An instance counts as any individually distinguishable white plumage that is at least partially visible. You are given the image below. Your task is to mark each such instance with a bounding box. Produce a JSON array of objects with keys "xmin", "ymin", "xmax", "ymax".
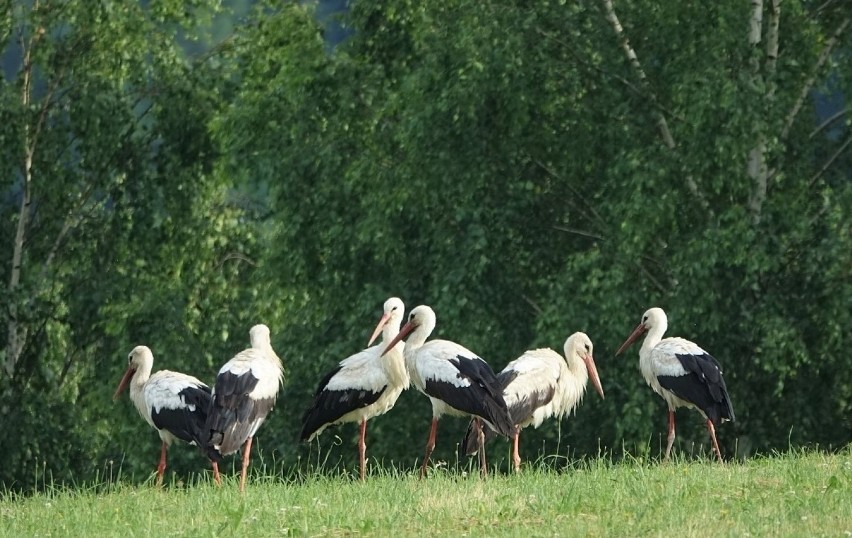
[
  {"xmin": 205, "ymin": 324, "xmax": 283, "ymax": 491},
  {"xmin": 300, "ymin": 297, "xmax": 409, "ymax": 480},
  {"xmin": 462, "ymin": 332, "xmax": 605, "ymax": 471},
  {"xmin": 617, "ymin": 307, "xmax": 735, "ymax": 462},
  {"xmin": 382, "ymin": 305, "xmax": 513, "ymax": 478},
  {"xmin": 113, "ymin": 345, "xmax": 219, "ymax": 485}
]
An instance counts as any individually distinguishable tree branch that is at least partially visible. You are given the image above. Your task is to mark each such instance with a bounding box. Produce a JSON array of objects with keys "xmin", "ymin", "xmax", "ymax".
[
  {"xmin": 528, "ymin": 155, "xmax": 607, "ymax": 228},
  {"xmin": 780, "ymin": 17, "xmax": 850, "ymax": 141},
  {"xmin": 809, "ymin": 107, "xmax": 848, "ymax": 139},
  {"xmin": 598, "ymin": 0, "xmax": 712, "ymax": 216},
  {"xmin": 808, "ymin": 135, "xmax": 852, "ymax": 187},
  {"xmin": 600, "ymin": 0, "xmax": 674, "ymax": 149},
  {"xmin": 552, "ymin": 226, "xmax": 606, "ymax": 242}
]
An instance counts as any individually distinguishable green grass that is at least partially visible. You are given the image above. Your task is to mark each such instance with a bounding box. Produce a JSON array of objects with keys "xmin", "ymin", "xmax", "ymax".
[{"xmin": 2, "ymin": 450, "xmax": 850, "ymax": 537}]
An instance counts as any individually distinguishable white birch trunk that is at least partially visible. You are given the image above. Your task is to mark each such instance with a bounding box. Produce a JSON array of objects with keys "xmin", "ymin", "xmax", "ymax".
[
  {"xmin": 5, "ymin": 26, "xmax": 35, "ymax": 377},
  {"xmin": 746, "ymin": 0, "xmax": 776, "ymax": 224}
]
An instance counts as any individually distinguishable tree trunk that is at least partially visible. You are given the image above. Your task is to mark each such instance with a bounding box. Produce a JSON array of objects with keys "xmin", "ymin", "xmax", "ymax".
[
  {"xmin": 5, "ymin": 24, "xmax": 36, "ymax": 378},
  {"xmin": 746, "ymin": 0, "xmax": 778, "ymax": 225}
]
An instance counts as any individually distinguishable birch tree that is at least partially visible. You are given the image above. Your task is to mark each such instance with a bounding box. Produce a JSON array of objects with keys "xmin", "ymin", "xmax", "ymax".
[{"xmin": 0, "ymin": 0, "xmax": 262, "ymax": 490}]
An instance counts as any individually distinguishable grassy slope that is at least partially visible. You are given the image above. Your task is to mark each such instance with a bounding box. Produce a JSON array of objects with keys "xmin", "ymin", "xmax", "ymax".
[{"xmin": 1, "ymin": 450, "xmax": 850, "ymax": 537}]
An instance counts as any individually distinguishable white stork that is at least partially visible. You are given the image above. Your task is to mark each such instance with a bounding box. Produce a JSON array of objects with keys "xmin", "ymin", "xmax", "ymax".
[
  {"xmin": 113, "ymin": 345, "xmax": 220, "ymax": 485},
  {"xmin": 205, "ymin": 324, "xmax": 284, "ymax": 491},
  {"xmin": 461, "ymin": 332, "xmax": 605, "ymax": 472},
  {"xmin": 300, "ymin": 297, "xmax": 409, "ymax": 481},
  {"xmin": 616, "ymin": 307, "xmax": 735, "ymax": 462},
  {"xmin": 382, "ymin": 305, "xmax": 513, "ymax": 478}
]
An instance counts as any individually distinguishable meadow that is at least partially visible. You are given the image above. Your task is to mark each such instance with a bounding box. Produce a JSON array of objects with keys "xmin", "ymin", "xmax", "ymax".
[{"xmin": 1, "ymin": 449, "xmax": 849, "ymax": 537}]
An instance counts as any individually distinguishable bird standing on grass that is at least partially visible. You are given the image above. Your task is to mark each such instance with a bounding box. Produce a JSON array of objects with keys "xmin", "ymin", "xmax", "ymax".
[
  {"xmin": 382, "ymin": 305, "xmax": 513, "ymax": 478},
  {"xmin": 461, "ymin": 331, "xmax": 605, "ymax": 472},
  {"xmin": 616, "ymin": 307, "xmax": 735, "ymax": 462},
  {"xmin": 300, "ymin": 297, "xmax": 409, "ymax": 481},
  {"xmin": 205, "ymin": 324, "xmax": 284, "ymax": 491},
  {"xmin": 113, "ymin": 345, "xmax": 220, "ymax": 485}
]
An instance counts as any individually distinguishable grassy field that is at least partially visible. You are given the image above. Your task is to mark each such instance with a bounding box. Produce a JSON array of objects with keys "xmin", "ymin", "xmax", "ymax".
[{"xmin": 1, "ymin": 450, "xmax": 850, "ymax": 537}]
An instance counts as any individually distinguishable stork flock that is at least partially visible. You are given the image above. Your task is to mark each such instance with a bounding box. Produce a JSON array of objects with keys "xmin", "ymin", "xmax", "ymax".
[{"xmin": 114, "ymin": 299, "xmax": 735, "ymax": 488}]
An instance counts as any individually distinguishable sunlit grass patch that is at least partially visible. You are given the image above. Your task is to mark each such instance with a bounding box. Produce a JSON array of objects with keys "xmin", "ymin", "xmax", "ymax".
[{"xmin": 1, "ymin": 449, "xmax": 849, "ymax": 537}]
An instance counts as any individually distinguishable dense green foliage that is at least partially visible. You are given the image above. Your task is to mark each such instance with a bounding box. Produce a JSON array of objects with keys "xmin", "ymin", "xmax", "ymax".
[
  {"xmin": 1, "ymin": 0, "xmax": 850, "ymax": 490},
  {"xmin": 2, "ymin": 451, "xmax": 850, "ymax": 536}
]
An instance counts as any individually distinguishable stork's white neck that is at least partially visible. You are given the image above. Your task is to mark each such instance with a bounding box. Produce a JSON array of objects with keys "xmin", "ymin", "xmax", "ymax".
[
  {"xmin": 565, "ymin": 350, "xmax": 589, "ymax": 389},
  {"xmin": 402, "ymin": 317, "xmax": 435, "ymax": 358},
  {"xmin": 382, "ymin": 314, "xmax": 402, "ymax": 346},
  {"xmin": 640, "ymin": 316, "xmax": 668, "ymax": 358},
  {"xmin": 403, "ymin": 326, "xmax": 430, "ymax": 354},
  {"xmin": 131, "ymin": 354, "xmax": 154, "ymax": 389}
]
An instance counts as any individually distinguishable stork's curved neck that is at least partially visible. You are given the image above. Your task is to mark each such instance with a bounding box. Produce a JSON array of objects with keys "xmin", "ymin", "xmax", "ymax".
[
  {"xmin": 382, "ymin": 315, "xmax": 402, "ymax": 346},
  {"xmin": 566, "ymin": 352, "xmax": 589, "ymax": 388},
  {"xmin": 132, "ymin": 357, "xmax": 153, "ymax": 388},
  {"xmin": 641, "ymin": 319, "xmax": 668, "ymax": 357},
  {"xmin": 403, "ymin": 322, "xmax": 434, "ymax": 355}
]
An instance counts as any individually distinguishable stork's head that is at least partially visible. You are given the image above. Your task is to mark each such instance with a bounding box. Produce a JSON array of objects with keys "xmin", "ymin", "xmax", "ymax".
[
  {"xmin": 616, "ymin": 307, "xmax": 668, "ymax": 355},
  {"xmin": 381, "ymin": 304, "xmax": 436, "ymax": 356},
  {"xmin": 113, "ymin": 345, "xmax": 153, "ymax": 400},
  {"xmin": 249, "ymin": 324, "xmax": 272, "ymax": 349},
  {"xmin": 368, "ymin": 297, "xmax": 405, "ymax": 346},
  {"xmin": 565, "ymin": 332, "xmax": 605, "ymax": 399}
]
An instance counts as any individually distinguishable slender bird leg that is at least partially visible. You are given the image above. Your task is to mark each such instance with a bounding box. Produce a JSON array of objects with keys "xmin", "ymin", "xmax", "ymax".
[
  {"xmin": 156, "ymin": 442, "xmax": 168, "ymax": 486},
  {"xmin": 420, "ymin": 418, "xmax": 439, "ymax": 479},
  {"xmin": 706, "ymin": 420, "xmax": 723, "ymax": 463},
  {"xmin": 512, "ymin": 432, "xmax": 521, "ymax": 473},
  {"xmin": 211, "ymin": 461, "xmax": 221, "ymax": 486},
  {"xmin": 359, "ymin": 418, "xmax": 368, "ymax": 481},
  {"xmin": 664, "ymin": 410, "xmax": 676, "ymax": 462},
  {"xmin": 476, "ymin": 418, "xmax": 487, "ymax": 478},
  {"xmin": 239, "ymin": 437, "xmax": 253, "ymax": 493}
]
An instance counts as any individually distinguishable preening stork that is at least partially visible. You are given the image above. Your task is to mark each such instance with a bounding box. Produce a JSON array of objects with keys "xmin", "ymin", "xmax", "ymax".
[
  {"xmin": 616, "ymin": 307, "xmax": 735, "ymax": 462},
  {"xmin": 382, "ymin": 305, "xmax": 513, "ymax": 478},
  {"xmin": 300, "ymin": 297, "xmax": 410, "ymax": 480},
  {"xmin": 113, "ymin": 346, "xmax": 220, "ymax": 485},
  {"xmin": 461, "ymin": 332, "xmax": 605, "ymax": 472},
  {"xmin": 205, "ymin": 324, "xmax": 284, "ymax": 491}
]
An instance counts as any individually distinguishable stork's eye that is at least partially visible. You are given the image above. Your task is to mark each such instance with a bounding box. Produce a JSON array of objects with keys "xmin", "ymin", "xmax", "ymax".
[
  {"xmin": 584, "ymin": 344, "xmax": 591, "ymax": 352},
  {"xmin": 391, "ymin": 306, "xmax": 398, "ymax": 311},
  {"xmin": 642, "ymin": 316, "xmax": 648, "ymax": 323}
]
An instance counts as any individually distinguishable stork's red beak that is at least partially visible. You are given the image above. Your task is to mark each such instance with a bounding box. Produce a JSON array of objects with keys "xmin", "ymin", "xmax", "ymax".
[
  {"xmin": 616, "ymin": 322, "xmax": 647, "ymax": 355},
  {"xmin": 113, "ymin": 366, "xmax": 136, "ymax": 400},
  {"xmin": 382, "ymin": 320, "xmax": 414, "ymax": 356},
  {"xmin": 584, "ymin": 353, "xmax": 605, "ymax": 399},
  {"xmin": 368, "ymin": 312, "xmax": 391, "ymax": 347}
]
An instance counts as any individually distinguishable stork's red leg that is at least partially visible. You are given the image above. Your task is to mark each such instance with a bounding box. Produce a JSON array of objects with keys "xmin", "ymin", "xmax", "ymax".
[
  {"xmin": 156, "ymin": 442, "xmax": 168, "ymax": 486},
  {"xmin": 239, "ymin": 437, "xmax": 253, "ymax": 492},
  {"xmin": 664, "ymin": 410, "xmax": 676, "ymax": 461},
  {"xmin": 706, "ymin": 419, "xmax": 723, "ymax": 463},
  {"xmin": 358, "ymin": 418, "xmax": 368, "ymax": 481},
  {"xmin": 420, "ymin": 418, "xmax": 438, "ymax": 479},
  {"xmin": 512, "ymin": 432, "xmax": 521, "ymax": 473},
  {"xmin": 476, "ymin": 418, "xmax": 487, "ymax": 478},
  {"xmin": 211, "ymin": 461, "xmax": 221, "ymax": 486}
]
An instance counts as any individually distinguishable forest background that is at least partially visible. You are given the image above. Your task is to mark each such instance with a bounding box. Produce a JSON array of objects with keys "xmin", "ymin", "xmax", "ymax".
[{"xmin": 1, "ymin": 0, "xmax": 850, "ymax": 491}]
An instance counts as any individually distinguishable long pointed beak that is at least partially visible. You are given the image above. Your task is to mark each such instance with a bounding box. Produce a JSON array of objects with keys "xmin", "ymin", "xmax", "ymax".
[
  {"xmin": 584, "ymin": 353, "xmax": 605, "ymax": 399},
  {"xmin": 113, "ymin": 366, "xmax": 136, "ymax": 401},
  {"xmin": 367, "ymin": 313, "xmax": 391, "ymax": 347},
  {"xmin": 616, "ymin": 323, "xmax": 647, "ymax": 355},
  {"xmin": 382, "ymin": 321, "xmax": 414, "ymax": 356}
]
